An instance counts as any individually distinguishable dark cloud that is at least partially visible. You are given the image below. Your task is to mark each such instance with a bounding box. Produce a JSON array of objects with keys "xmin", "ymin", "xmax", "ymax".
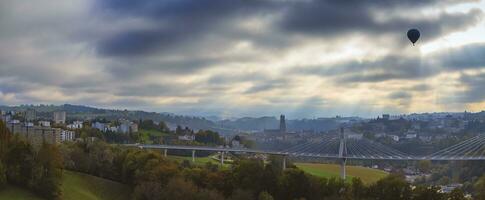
[
  {"xmin": 279, "ymin": 1, "xmax": 481, "ymax": 41},
  {"xmin": 296, "ymin": 55, "xmax": 436, "ymax": 83},
  {"xmin": 409, "ymin": 84, "xmax": 431, "ymax": 91},
  {"xmin": 0, "ymin": 80, "xmax": 37, "ymax": 94},
  {"xmin": 388, "ymin": 91, "xmax": 412, "ymax": 99},
  {"xmin": 97, "ymin": 29, "xmax": 183, "ymax": 57},
  {"xmin": 95, "ymin": 0, "xmax": 481, "ymax": 58},
  {"xmin": 437, "ymin": 43, "xmax": 485, "ymax": 70},
  {"xmin": 455, "ymin": 72, "xmax": 485, "ymax": 103},
  {"xmin": 208, "ymin": 73, "xmax": 268, "ymax": 85},
  {"xmin": 244, "ymin": 79, "xmax": 290, "ymax": 94},
  {"xmin": 96, "ymin": 0, "xmax": 277, "ymax": 57},
  {"xmin": 114, "ymin": 83, "xmax": 194, "ymax": 97},
  {"xmin": 295, "ymin": 43, "xmax": 485, "ymax": 83}
]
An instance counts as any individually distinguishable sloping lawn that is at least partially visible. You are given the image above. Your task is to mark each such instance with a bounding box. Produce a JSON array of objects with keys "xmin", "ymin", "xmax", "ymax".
[
  {"xmin": 62, "ymin": 170, "xmax": 132, "ymax": 200},
  {"xmin": 0, "ymin": 185, "xmax": 43, "ymax": 200},
  {"xmin": 296, "ymin": 163, "xmax": 388, "ymax": 184}
]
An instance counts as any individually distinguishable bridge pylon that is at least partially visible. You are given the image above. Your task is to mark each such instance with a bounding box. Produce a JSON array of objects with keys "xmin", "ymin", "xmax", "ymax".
[
  {"xmin": 283, "ymin": 156, "xmax": 287, "ymax": 170},
  {"xmin": 338, "ymin": 127, "xmax": 347, "ymax": 180}
]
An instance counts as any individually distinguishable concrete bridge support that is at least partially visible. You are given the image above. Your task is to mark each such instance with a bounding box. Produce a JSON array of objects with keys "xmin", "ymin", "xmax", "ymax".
[
  {"xmin": 283, "ymin": 156, "xmax": 287, "ymax": 170},
  {"xmin": 338, "ymin": 127, "xmax": 347, "ymax": 180},
  {"xmin": 192, "ymin": 150, "xmax": 196, "ymax": 162},
  {"xmin": 340, "ymin": 158, "xmax": 347, "ymax": 180},
  {"xmin": 163, "ymin": 149, "xmax": 167, "ymax": 157},
  {"xmin": 220, "ymin": 152, "xmax": 224, "ymax": 165}
]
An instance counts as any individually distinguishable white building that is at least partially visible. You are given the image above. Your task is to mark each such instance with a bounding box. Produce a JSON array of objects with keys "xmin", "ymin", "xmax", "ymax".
[
  {"xmin": 389, "ymin": 135, "xmax": 400, "ymax": 142},
  {"xmin": 347, "ymin": 133, "xmax": 363, "ymax": 140},
  {"xmin": 53, "ymin": 111, "xmax": 66, "ymax": 124},
  {"xmin": 39, "ymin": 121, "xmax": 51, "ymax": 127},
  {"xmin": 92, "ymin": 122, "xmax": 107, "ymax": 131},
  {"xmin": 231, "ymin": 140, "xmax": 242, "ymax": 148},
  {"xmin": 119, "ymin": 120, "xmax": 138, "ymax": 133},
  {"xmin": 60, "ymin": 130, "xmax": 75, "ymax": 142},
  {"xmin": 119, "ymin": 123, "xmax": 129, "ymax": 133},
  {"xmin": 67, "ymin": 121, "xmax": 83, "ymax": 129},
  {"xmin": 405, "ymin": 134, "xmax": 417, "ymax": 139},
  {"xmin": 178, "ymin": 135, "xmax": 195, "ymax": 141},
  {"xmin": 109, "ymin": 126, "xmax": 118, "ymax": 132}
]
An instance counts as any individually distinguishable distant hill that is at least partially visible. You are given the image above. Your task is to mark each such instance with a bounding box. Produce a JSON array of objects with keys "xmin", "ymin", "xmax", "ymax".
[
  {"xmin": 0, "ymin": 104, "xmax": 218, "ymax": 133},
  {"xmin": 217, "ymin": 116, "xmax": 347, "ymax": 133},
  {"xmin": 0, "ymin": 104, "xmax": 350, "ymax": 134}
]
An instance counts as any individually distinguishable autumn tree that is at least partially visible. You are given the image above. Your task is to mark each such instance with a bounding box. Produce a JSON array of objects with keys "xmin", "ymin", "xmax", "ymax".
[
  {"xmin": 475, "ymin": 175, "xmax": 485, "ymax": 200},
  {"xmin": 31, "ymin": 143, "xmax": 64, "ymax": 199},
  {"xmin": 368, "ymin": 174, "xmax": 411, "ymax": 200}
]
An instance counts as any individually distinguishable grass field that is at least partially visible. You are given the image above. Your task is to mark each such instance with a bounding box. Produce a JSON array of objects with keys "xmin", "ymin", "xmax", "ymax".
[
  {"xmin": 62, "ymin": 171, "xmax": 132, "ymax": 200},
  {"xmin": 138, "ymin": 129, "xmax": 169, "ymax": 144},
  {"xmin": 296, "ymin": 163, "xmax": 388, "ymax": 184},
  {"xmin": 0, "ymin": 185, "xmax": 43, "ymax": 200},
  {"xmin": 0, "ymin": 171, "xmax": 132, "ymax": 200}
]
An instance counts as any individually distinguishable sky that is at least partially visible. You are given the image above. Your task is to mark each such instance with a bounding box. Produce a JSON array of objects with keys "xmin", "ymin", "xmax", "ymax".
[{"xmin": 0, "ymin": 0, "xmax": 485, "ymax": 119}]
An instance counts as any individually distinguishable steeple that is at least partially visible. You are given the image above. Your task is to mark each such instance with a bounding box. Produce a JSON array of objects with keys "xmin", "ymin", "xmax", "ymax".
[{"xmin": 279, "ymin": 114, "xmax": 286, "ymax": 133}]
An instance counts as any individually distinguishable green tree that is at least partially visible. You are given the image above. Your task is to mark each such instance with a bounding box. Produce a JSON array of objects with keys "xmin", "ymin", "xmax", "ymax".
[
  {"xmin": 0, "ymin": 120, "xmax": 12, "ymax": 159},
  {"xmin": 195, "ymin": 130, "xmax": 222, "ymax": 145},
  {"xmin": 350, "ymin": 178, "xmax": 366, "ymax": 200},
  {"xmin": 411, "ymin": 186, "xmax": 444, "ymax": 200},
  {"xmin": 258, "ymin": 191, "xmax": 274, "ymax": 200},
  {"xmin": 133, "ymin": 181, "xmax": 163, "ymax": 200},
  {"xmin": 140, "ymin": 120, "xmax": 159, "ymax": 130},
  {"xmin": 0, "ymin": 162, "xmax": 6, "ymax": 189},
  {"xmin": 475, "ymin": 175, "xmax": 485, "ymax": 200},
  {"xmin": 368, "ymin": 174, "xmax": 411, "ymax": 200},
  {"xmin": 5, "ymin": 136, "xmax": 35, "ymax": 186},
  {"xmin": 447, "ymin": 188, "xmax": 466, "ymax": 200},
  {"xmin": 232, "ymin": 160, "xmax": 265, "ymax": 195},
  {"xmin": 31, "ymin": 143, "xmax": 64, "ymax": 199},
  {"xmin": 229, "ymin": 189, "xmax": 254, "ymax": 200},
  {"xmin": 417, "ymin": 160, "xmax": 432, "ymax": 173},
  {"xmin": 278, "ymin": 168, "xmax": 311, "ymax": 200},
  {"xmin": 158, "ymin": 177, "xmax": 224, "ymax": 200},
  {"xmin": 159, "ymin": 121, "xmax": 169, "ymax": 132}
]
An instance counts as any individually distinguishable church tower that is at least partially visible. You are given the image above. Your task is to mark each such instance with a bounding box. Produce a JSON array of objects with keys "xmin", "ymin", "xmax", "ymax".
[{"xmin": 279, "ymin": 115, "xmax": 286, "ymax": 133}]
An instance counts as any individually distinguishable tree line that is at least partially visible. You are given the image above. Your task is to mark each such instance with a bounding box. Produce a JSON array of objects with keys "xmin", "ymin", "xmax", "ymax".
[{"xmin": 0, "ymin": 120, "xmax": 63, "ymax": 199}]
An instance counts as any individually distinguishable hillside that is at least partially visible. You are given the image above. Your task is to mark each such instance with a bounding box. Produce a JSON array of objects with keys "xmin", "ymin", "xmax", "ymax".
[
  {"xmin": 62, "ymin": 171, "xmax": 132, "ymax": 200},
  {"xmin": 0, "ymin": 171, "xmax": 132, "ymax": 200},
  {"xmin": 0, "ymin": 186, "xmax": 43, "ymax": 200}
]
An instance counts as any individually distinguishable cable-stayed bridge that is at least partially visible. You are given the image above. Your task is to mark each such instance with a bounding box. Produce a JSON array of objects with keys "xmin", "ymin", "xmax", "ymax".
[{"xmin": 127, "ymin": 130, "xmax": 485, "ymax": 179}]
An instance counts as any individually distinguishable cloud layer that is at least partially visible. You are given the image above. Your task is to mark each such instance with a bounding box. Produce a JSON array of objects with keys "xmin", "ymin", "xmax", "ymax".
[{"xmin": 0, "ymin": 0, "xmax": 484, "ymax": 118}]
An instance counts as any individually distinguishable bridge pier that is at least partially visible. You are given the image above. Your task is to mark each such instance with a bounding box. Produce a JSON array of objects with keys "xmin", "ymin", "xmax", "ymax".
[
  {"xmin": 338, "ymin": 127, "xmax": 347, "ymax": 180},
  {"xmin": 163, "ymin": 149, "xmax": 167, "ymax": 157},
  {"xmin": 220, "ymin": 152, "xmax": 224, "ymax": 165},
  {"xmin": 340, "ymin": 158, "xmax": 347, "ymax": 180},
  {"xmin": 282, "ymin": 156, "xmax": 287, "ymax": 170},
  {"xmin": 192, "ymin": 150, "xmax": 196, "ymax": 162}
]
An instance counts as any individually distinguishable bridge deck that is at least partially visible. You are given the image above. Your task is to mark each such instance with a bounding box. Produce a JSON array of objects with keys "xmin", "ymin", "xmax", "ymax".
[{"xmin": 125, "ymin": 144, "xmax": 485, "ymax": 161}]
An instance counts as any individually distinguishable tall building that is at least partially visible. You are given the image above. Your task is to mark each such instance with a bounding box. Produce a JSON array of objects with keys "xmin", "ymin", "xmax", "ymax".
[
  {"xmin": 25, "ymin": 109, "xmax": 36, "ymax": 122},
  {"xmin": 53, "ymin": 111, "xmax": 66, "ymax": 124},
  {"xmin": 264, "ymin": 114, "xmax": 288, "ymax": 134},
  {"xmin": 279, "ymin": 114, "xmax": 286, "ymax": 133}
]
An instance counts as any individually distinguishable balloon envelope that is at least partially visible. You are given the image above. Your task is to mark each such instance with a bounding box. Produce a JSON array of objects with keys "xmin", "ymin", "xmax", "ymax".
[{"xmin": 407, "ymin": 29, "xmax": 420, "ymax": 45}]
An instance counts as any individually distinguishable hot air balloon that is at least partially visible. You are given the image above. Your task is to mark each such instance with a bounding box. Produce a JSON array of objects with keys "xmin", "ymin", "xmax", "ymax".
[{"xmin": 407, "ymin": 29, "xmax": 420, "ymax": 46}]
